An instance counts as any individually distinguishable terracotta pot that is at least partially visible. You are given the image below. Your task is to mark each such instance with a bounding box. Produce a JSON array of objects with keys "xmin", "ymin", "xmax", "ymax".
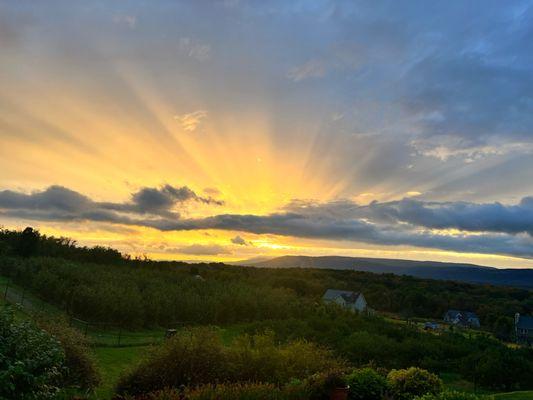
[{"xmin": 330, "ymin": 387, "xmax": 349, "ymax": 400}]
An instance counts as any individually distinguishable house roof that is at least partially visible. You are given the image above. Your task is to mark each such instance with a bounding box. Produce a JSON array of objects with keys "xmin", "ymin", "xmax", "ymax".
[
  {"xmin": 445, "ymin": 310, "xmax": 479, "ymax": 320},
  {"xmin": 517, "ymin": 315, "xmax": 533, "ymax": 330},
  {"xmin": 323, "ymin": 289, "xmax": 361, "ymax": 304}
]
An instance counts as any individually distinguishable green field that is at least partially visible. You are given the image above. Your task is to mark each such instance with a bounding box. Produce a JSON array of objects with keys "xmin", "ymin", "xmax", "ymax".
[
  {"xmin": 92, "ymin": 346, "xmax": 146, "ymax": 399},
  {"xmin": 492, "ymin": 392, "xmax": 533, "ymax": 400}
]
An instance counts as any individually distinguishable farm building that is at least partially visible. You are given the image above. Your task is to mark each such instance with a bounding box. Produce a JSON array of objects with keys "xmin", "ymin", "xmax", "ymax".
[{"xmin": 322, "ymin": 289, "xmax": 367, "ymax": 312}]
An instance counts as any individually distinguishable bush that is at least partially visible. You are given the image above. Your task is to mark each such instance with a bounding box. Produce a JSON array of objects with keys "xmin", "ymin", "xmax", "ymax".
[
  {"xmin": 460, "ymin": 347, "xmax": 533, "ymax": 391},
  {"xmin": 38, "ymin": 318, "xmax": 100, "ymax": 390},
  {"xmin": 188, "ymin": 383, "xmax": 283, "ymax": 400},
  {"xmin": 387, "ymin": 367, "xmax": 442, "ymax": 400},
  {"xmin": 116, "ymin": 328, "xmax": 344, "ymax": 395},
  {"xmin": 123, "ymin": 383, "xmax": 306, "ymax": 400},
  {"xmin": 0, "ymin": 307, "xmax": 66, "ymax": 400},
  {"xmin": 346, "ymin": 368, "xmax": 387, "ymax": 400},
  {"xmin": 416, "ymin": 390, "xmax": 485, "ymax": 400},
  {"xmin": 304, "ymin": 370, "xmax": 348, "ymax": 400}
]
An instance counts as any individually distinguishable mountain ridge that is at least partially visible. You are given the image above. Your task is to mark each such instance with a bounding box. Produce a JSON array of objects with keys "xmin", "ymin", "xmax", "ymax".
[{"xmin": 235, "ymin": 255, "xmax": 533, "ymax": 289}]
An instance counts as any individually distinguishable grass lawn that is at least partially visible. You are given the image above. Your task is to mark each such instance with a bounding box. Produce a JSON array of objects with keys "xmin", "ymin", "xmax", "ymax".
[
  {"xmin": 441, "ymin": 373, "xmax": 495, "ymax": 395},
  {"xmin": 218, "ymin": 324, "xmax": 246, "ymax": 345},
  {"xmin": 492, "ymin": 392, "xmax": 533, "ymax": 400},
  {"xmin": 92, "ymin": 346, "xmax": 148, "ymax": 399}
]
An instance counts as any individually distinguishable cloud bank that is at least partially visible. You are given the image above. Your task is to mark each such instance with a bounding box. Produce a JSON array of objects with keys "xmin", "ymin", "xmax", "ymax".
[{"xmin": 1, "ymin": 185, "xmax": 532, "ymax": 259}]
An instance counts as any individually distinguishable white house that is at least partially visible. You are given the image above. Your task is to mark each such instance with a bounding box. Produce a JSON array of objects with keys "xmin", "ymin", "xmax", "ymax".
[{"xmin": 322, "ymin": 289, "xmax": 367, "ymax": 312}]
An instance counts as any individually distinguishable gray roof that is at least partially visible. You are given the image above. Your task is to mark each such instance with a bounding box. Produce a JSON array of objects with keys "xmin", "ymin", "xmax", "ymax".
[
  {"xmin": 445, "ymin": 310, "xmax": 479, "ymax": 320},
  {"xmin": 516, "ymin": 315, "xmax": 533, "ymax": 330},
  {"xmin": 323, "ymin": 289, "xmax": 361, "ymax": 304}
]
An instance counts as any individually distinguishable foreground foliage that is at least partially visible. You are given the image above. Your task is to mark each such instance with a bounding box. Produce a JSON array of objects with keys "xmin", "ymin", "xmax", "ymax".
[
  {"xmin": 116, "ymin": 328, "xmax": 344, "ymax": 395},
  {"xmin": 346, "ymin": 368, "xmax": 388, "ymax": 400},
  {"xmin": 240, "ymin": 313, "xmax": 533, "ymax": 390},
  {"xmin": 0, "ymin": 307, "xmax": 66, "ymax": 400},
  {"xmin": 37, "ymin": 318, "xmax": 100, "ymax": 390},
  {"xmin": 117, "ymin": 366, "xmax": 448, "ymax": 400},
  {"xmin": 387, "ymin": 367, "xmax": 443, "ymax": 400}
]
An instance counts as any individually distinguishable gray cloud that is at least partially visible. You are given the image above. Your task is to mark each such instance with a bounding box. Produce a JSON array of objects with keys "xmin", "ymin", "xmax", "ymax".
[
  {"xmin": 0, "ymin": 186, "xmax": 93, "ymax": 213},
  {"xmin": 0, "ymin": 184, "xmax": 223, "ymax": 222},
  {"xmin": 3, "ymin": 185, "xmax": 533, "ymax": 259},
  {"xmin": 364, "ymin": 198, "xmax": 533, "ymax": 236},
  {"xmin": 128, "ymin": 185, "xmax": 223, "ymax": 213},
  {"xmin": 231, "ymin": 235, "xmax": 250, "ymax": 246}
]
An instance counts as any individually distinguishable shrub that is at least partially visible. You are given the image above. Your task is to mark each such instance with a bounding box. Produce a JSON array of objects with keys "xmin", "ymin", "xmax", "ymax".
[
  {"xmin": 387, "ymin": 367, "xmax": 442, "ymax": 400},
  {"xmin": 346, "ymin": 368, "xmax": 387, "ymax": 400},
  {"xmin": 305, "ymin": 370, "xmax": 348, "ymax": 400},
  {"xmin": 116, "ymin": 328, "xmax": 344, "ymax": 396},
  {"xmin": 188, "ymin": 383, "xmax": 283, "ymax": 400},
  {"xmin": 0, "ymin": 307, "xmax": 66, "ymax": 400},
  {"xmin": 123, "ymin": 383, "xmax": 307, "ymax": 400},
  {"xmin": 38, "ymin": 317, "xmax": 100, "ymax": 390},
  {"xmin": 460, "ymin": 347, "xmax": 533, "ymax": 391}
]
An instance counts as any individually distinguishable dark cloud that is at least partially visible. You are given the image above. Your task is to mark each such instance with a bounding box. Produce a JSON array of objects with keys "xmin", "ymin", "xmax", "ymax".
[
  {"xmin": 364, "ymin": 198, "xmax": 533, "ymax": 236},
  {"xmin": 125, "ymin": 185, "xmax": 223, "ymax": 215},
  {"xmin": 0, "ymin": 186, "xmax": 92, "ymax": 213},
  {"xmin": 0, "ymin": 184, "xmax": 222, "ymax": 222},
  {"xmin": 230, "ymin": 235, "xmax": 251, "ymax": 246},
  {"xmin": 1, "ymin": 185, "xmax": 533, "ymax": 258}
]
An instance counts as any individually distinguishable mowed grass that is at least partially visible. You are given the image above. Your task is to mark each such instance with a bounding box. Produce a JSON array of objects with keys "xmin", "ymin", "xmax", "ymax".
[
  {"xmin": 440, "ymin": 373, "xmax": 495, "ymax": 395},
  {"xmin": 492, "ymin": 392, "xmax": 533, "ymax": 400},
  {"xmin": 92, "ymin": 346, "xmax": 147, "ymax": 399}
]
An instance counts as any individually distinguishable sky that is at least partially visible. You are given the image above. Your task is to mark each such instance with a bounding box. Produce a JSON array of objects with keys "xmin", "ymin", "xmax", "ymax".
[{"xmin": 1, "ymin": 0, "xmax": 533, "ymax": 268}]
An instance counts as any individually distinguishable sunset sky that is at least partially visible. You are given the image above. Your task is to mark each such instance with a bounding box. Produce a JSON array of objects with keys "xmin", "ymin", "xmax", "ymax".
[{"xmin": 1, "ymin": 1, "xmax": 533, "ymax": 267}]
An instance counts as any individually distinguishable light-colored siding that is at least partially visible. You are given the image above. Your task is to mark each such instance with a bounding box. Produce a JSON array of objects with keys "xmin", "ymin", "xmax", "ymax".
[{"xmin": 355, "ymin": 293, "xmax": 367, "ymax": 312}]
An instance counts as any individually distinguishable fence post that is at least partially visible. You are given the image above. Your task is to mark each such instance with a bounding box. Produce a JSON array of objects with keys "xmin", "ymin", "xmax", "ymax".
[
  {"xmin": 3, "ymin": 281, "xmax": 9, "ymax": 300},
  {"xmin": 84, "ymin": 322, "xmax": 89, "ymax": 336},
  {"xmin": 20, "ymin": 287, "xmax": 26, "ymax": 306},
  {"xmin": 117, "ymin": 329, "xmax": 122, "ymax": 346}
]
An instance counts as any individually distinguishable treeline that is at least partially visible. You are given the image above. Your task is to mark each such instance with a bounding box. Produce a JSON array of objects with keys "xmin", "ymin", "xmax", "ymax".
[{"xmin": 0, "ymin": 227, "xmax": 125, "ymax": 265}]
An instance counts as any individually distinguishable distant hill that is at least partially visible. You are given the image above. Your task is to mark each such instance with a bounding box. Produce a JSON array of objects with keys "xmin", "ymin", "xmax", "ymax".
[{"xmin": 237, "ymin": 255, "xmax": 533, "ymax": 289}]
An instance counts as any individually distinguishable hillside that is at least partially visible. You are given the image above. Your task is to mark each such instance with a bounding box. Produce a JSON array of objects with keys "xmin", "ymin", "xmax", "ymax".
[
  {"xmin": 240, "ymin": 255, "xmax": 533, "ymax": 289},
  {"xmin": 2, "ymin": 228, "xmax": 533, "ymax": 398}
]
